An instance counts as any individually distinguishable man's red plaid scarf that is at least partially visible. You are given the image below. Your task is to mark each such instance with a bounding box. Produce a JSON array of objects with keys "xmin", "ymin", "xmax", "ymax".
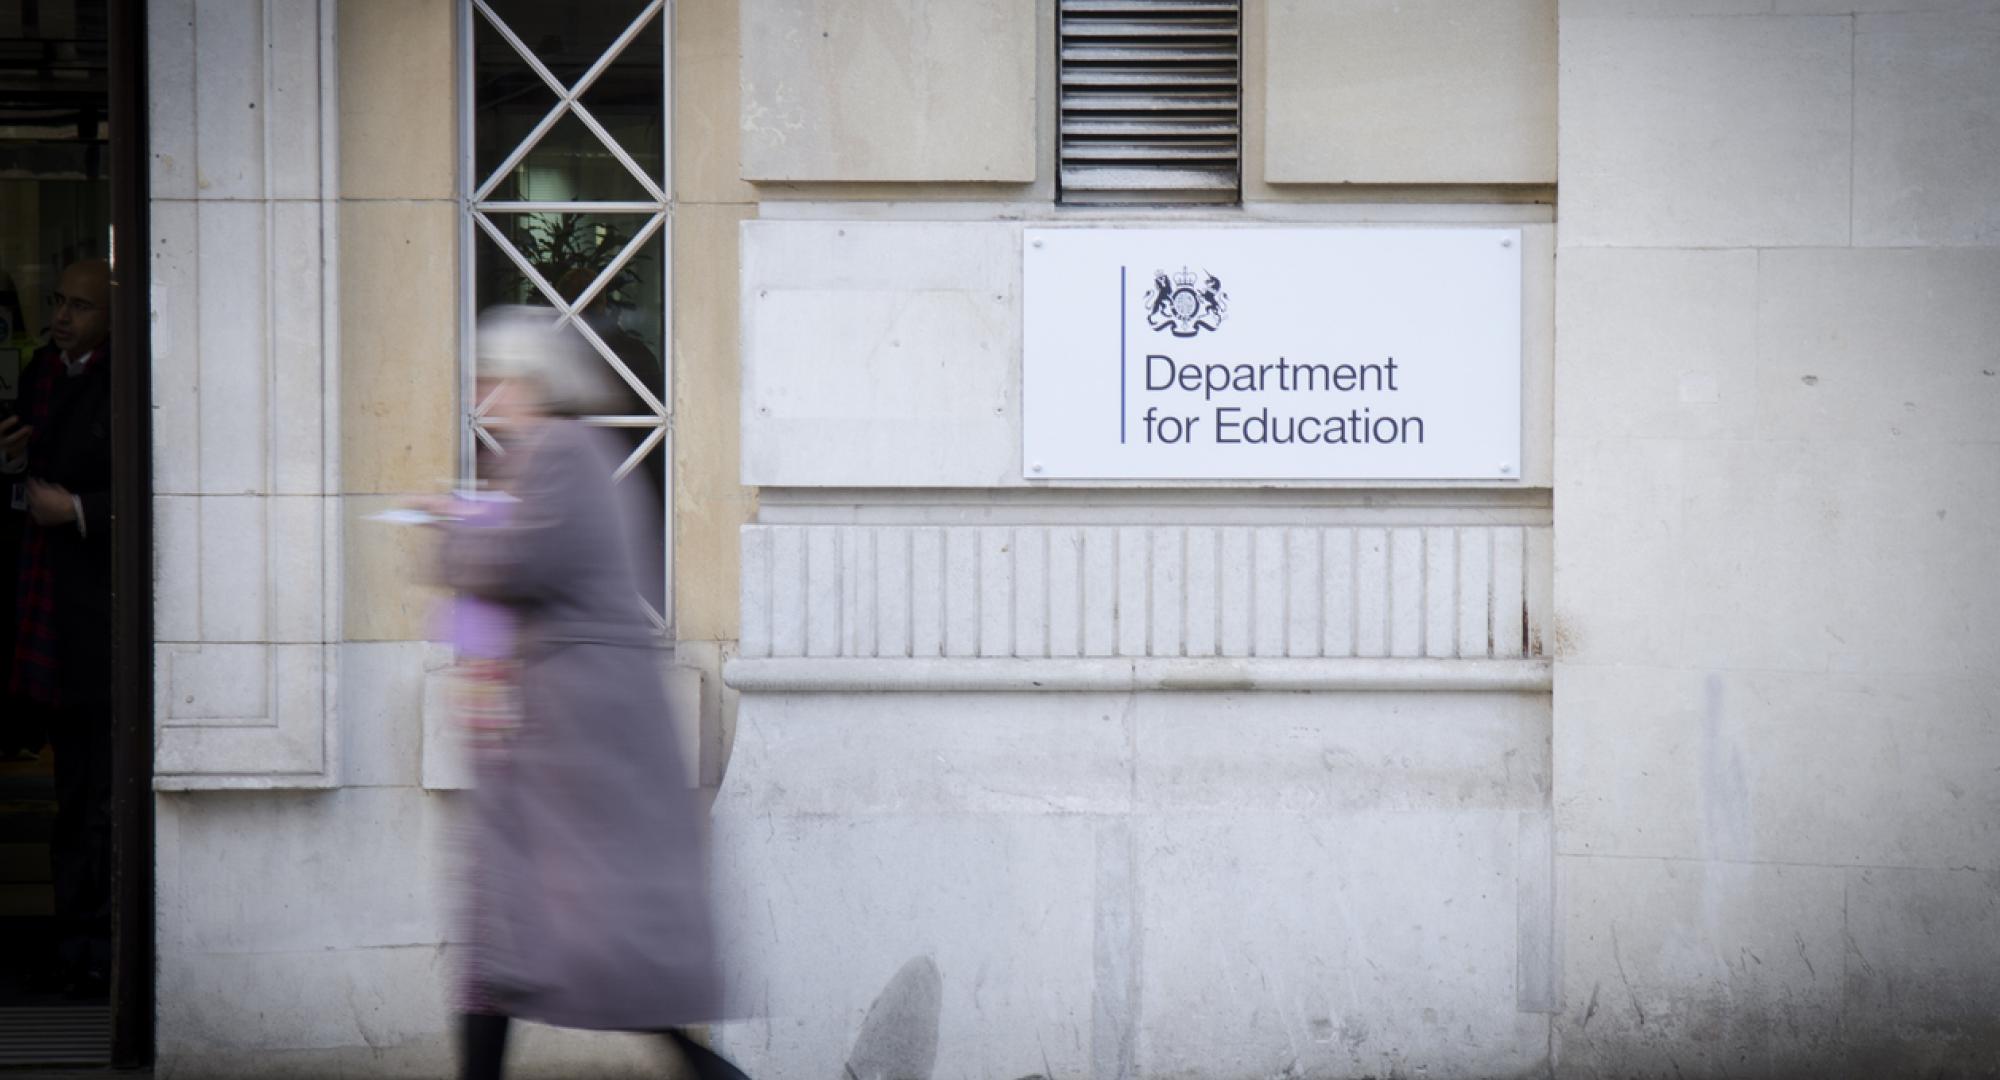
[{"xmin": 11, "ymin": 349, "xmax": 72, "ymax": 705}]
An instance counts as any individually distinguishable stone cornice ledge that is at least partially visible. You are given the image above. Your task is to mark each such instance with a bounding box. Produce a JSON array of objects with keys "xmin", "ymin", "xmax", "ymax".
[
  {"xmin": 724, "ymin": 657, "xmax": 1552, "ymax": 693},
  {"xmin": 154, "ymin": 773, "xmax": 340, "ymax": 793}
]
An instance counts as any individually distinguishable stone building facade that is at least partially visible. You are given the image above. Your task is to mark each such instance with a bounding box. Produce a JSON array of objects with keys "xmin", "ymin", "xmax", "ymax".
[{"xmin": 143, "ymin": 1, "xmax": 1998, "ymax": 1077}]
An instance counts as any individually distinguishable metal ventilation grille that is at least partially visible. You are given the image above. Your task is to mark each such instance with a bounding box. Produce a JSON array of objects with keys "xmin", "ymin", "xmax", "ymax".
[
  {"xmin": 1059, "ymin": 0, "xmax": 1241, "ymax": 205},
  {"xmin": 0, "ymin": 1007, "xmax": 109, "ymax": 1066}
]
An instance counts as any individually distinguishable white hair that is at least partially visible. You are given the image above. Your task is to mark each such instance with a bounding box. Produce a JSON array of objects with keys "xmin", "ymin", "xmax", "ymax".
[{"xmin": 475, "ymin": 304, "xmax": 618, "ymax": 415}]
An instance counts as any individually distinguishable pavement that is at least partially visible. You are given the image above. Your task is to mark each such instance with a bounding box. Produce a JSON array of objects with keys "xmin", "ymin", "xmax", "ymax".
[{"xmin": 0, "ymin": 1072, "xmax": 147, "ymax": 1079}]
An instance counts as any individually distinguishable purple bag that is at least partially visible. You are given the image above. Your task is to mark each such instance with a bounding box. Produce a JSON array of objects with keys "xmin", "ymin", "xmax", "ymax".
[
  {"xmin": 434, "ymin": 493, "xmax": 521, "ymax": 659},
  {"xmin": 434, "ymin": 494, "xmax": 524, "ymax": 741}
]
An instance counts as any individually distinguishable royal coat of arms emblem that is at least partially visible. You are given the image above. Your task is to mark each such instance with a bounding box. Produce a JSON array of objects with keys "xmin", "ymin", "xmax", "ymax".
[{"xmin": 1143, "ymin": 267, "xmax": 1228, "ymax": 338}]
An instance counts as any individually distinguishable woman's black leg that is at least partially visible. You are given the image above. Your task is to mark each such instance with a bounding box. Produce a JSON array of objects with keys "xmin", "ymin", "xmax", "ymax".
[
  {"xmin": 663, "ymin": 1028, "xmax": 750, "ymax": 1080},
  {"xmin": 459, "ymin": 1012, "xmax": 513, "ymax": 1080}
]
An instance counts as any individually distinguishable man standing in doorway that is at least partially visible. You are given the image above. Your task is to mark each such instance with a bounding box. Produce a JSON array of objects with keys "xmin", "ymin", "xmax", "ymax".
[{"xmin": 0, "ymin": 258, "xmax": 115, "ymax": 998}]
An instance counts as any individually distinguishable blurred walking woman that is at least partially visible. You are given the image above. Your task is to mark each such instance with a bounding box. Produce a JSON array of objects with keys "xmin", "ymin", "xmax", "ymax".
[{"xmin": 431, "ymin": 307, "xmax": 745, "ymax": 1080}]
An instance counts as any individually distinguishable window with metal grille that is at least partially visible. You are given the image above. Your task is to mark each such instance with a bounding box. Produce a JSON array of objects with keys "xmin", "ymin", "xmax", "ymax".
[
  {"xmin": 1058, "ymin": 0, "xmax": 1241, "ymax": 205},
  {"xmin": 461, "ymin": 0, "xmax": 672, "ymax": 630}
]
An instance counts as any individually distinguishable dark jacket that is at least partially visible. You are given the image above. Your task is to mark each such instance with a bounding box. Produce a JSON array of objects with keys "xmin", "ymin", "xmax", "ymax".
[{"xmin": 8, "ymin": 342, "xmax": 113, "ymax": 706}]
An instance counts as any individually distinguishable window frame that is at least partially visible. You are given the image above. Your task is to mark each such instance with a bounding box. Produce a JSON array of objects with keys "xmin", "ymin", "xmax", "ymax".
[{"xmin": 455, "ymin": 0, "xmax": 676, "ymax": 632}]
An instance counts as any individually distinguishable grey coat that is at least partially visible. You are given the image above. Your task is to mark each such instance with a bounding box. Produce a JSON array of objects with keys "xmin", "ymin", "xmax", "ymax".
[{"xmin": 437, "ymin": 419, "xmax": 720, "ymax": 1031}]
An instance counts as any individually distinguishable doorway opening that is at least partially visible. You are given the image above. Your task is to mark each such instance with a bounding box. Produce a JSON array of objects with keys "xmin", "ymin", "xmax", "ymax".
[{"xmin": 0, "ymin": 0, "xmax": 151, "ymax": 1066}]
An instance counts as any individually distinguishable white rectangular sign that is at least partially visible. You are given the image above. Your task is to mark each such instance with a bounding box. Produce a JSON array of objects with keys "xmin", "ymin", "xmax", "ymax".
[{"xmin": 1022, "ymin": 226, "xmax": 1522, "ymax": 480}]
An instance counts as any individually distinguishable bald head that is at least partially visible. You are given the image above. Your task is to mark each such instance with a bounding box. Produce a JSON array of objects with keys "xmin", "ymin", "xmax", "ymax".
[{"xmin": 51, "ymin": 258, "xmax": 110, "ymax": 357}]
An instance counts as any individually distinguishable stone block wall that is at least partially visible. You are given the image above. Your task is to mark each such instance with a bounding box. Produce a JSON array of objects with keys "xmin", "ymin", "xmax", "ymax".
[
  {"xmin": 149, "ymin": 0, "xmax": 701, "ymax": 1074},
  {"xmin": 140, "ymin": 0, "xmax": 2000, "ymax": 1075},
  {"xmin": 1552, "ymin": 6, "xmax": 2000, "ymax": 1076},
  {"xmin": 712, "ymin": 53, "xmax": 1561, "ymax": 1061},
  {"xmin": 714, "ymin": 689, "xmax": 1555, "ymax": 1079}
]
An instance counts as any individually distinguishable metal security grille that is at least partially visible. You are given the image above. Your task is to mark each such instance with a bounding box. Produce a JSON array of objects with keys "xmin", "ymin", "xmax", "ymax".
[
  {"xmin": 1058, "ymin": 0, "xmax": 1241, "ymax": 204},
  {"xmin": 461, "ymin": 0, "xmax": 672, "ymax": 629}
]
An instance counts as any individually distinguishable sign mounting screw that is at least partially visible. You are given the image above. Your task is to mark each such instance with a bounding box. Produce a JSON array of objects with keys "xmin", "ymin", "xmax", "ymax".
[
  {"xmin": 1500, "ymin": 237, "xmax": 1513, "ymax": 248},
  {"xmin": 1030, "ymin": 463, "xmax": 1044, "ymax": 474}
]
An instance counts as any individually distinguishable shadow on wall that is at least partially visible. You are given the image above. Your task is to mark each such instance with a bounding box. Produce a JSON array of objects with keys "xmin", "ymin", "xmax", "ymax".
[{"xmin": 844, "ymin": 956, "xmax": 942, "ymax": 1080}]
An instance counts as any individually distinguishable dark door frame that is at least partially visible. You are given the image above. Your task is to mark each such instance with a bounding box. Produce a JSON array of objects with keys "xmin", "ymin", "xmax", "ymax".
[{"xmin": 106, "ymin": 0, "xmax": 153, "ymax": 1065}]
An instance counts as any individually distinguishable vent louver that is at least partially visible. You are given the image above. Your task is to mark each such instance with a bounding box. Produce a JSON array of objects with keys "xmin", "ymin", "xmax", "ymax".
[{"xmin": 1058, "ymin": 0, "xmax": 1241, "ymax": 205}]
